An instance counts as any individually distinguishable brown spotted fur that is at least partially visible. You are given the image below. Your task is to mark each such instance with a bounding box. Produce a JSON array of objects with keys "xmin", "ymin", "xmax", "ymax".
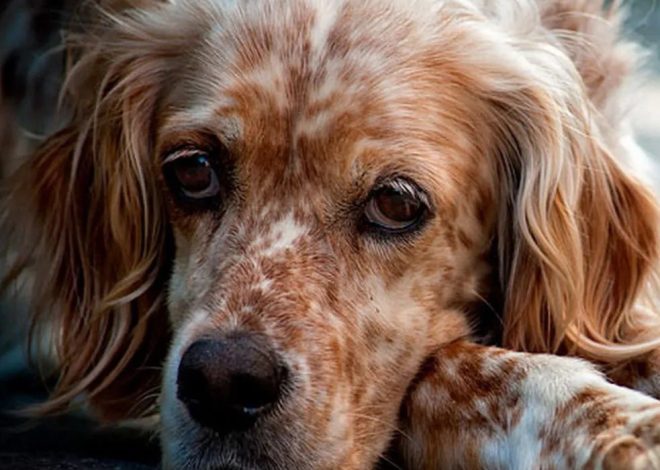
[{"xmin": 1, "ymin": 0, "xmax": 660, "ymax": 468}]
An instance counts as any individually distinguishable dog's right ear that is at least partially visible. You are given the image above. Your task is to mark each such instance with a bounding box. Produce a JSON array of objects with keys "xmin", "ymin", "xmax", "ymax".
[
  {"xmin": 0, "ymin": 1, "xmax": 200, "ymax": 420},
  {"xmin": 7, "ymin": 122, "xmax": 170, "ymax": 420}
]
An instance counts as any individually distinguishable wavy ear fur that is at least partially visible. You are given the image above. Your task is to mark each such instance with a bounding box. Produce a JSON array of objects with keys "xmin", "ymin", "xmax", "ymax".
[
  {"xmin": 498, "ymin": 112, "xmax": 660, "ymax": 361},
  {"xmin": 0, "ymin": 2, "xmax": 191, "ymax": 420},
  {"xmin": 484, "ymin": 1, "xmax": 660, "ymax": 364}
]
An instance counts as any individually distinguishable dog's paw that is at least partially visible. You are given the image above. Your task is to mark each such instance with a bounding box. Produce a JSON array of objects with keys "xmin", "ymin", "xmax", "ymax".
[{"xmin": 598, "ymin": 407, "xmax": 660, "ymax": 470}]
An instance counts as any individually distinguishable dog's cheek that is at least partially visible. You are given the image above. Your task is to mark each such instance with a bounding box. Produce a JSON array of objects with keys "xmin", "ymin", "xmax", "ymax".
[{"xmin": 340, "ymin": 277, "xmax": 436, "ymax": 448}]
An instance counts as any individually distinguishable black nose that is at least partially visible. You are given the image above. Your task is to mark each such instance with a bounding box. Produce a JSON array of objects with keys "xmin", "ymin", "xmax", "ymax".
[{"xmin": 177, "ymin": 333, "xmax": 286, "ymax": 434}]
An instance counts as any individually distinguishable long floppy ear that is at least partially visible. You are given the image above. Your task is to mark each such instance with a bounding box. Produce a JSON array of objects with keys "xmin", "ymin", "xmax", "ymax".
[
  {"xmin": 487, "ymin": 2, "xmax": 660, "ymax": 365},
  {"xmin": 0, "ymin": 2, "xmax": 193, "ymax": 420},
  {"xmin": 497, "ymin": 112, "xmax": 660, "ymax": 361}
]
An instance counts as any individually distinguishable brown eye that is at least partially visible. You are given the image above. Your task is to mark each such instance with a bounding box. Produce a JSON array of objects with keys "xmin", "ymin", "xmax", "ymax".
[
  {"xmin": 164, "ymin": 151, "xmax": 220, "ymax": 200},
  {"xmin": 364, "ymin": 179, "xmax": 428, "ymax": 233}
]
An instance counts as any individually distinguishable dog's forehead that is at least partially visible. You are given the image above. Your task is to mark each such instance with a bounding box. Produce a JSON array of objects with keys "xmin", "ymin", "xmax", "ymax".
[{"xmin": 158, "ymin": 0, "xmax": 470, "ymax": 190}]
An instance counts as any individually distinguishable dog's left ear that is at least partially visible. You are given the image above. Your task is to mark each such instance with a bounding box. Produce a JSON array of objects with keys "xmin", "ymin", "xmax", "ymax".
[
  {"xmin": 486, "ymin": 14, "xmax": 660, "ymax": 365},
  {"xmin": 496, "ymin": 105, "xmax": 659, "ymax": 361}
]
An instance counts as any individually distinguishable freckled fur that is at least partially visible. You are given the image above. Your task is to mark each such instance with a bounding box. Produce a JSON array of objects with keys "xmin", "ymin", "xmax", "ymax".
[
  {"xmin": 1, "ymin": 0, "xmax": 660, "ymax": 468},
  {"xmin": 399, "ymin": 341, "xmax": 660, "ymax": 469}
]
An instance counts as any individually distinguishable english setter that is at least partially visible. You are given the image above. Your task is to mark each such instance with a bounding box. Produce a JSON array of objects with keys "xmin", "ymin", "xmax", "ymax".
[{"xmin": 2, "ymin": 0, "xmax": 660, "ymax": 468}]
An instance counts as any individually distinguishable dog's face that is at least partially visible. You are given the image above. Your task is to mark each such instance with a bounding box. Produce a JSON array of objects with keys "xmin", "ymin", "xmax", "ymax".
[
  {"xmin": 10, "ymin": 0, "xmax": 659, "ymax": 468},
  {"xmin": 157, "ymin": 1, "xmax": 496, "ymax": 468}
]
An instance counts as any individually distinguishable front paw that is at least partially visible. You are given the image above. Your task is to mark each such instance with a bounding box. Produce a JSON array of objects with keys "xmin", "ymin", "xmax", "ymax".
[{"xmin": 592, "ymin": 399, "xmax": 660, "ymax": 469}]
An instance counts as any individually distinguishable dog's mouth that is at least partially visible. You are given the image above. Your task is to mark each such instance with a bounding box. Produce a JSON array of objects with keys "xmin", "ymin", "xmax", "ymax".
[
  {"xmin": 163, "ymin": 428, "xmax": 404, "ymax": 470},
  {"xmin": 162, "ymin": 360, "xmax": 405, "ymax": 469},
  {"xmin": 161, "ymin": 425, "xmax": 288, "ymax": 470}
]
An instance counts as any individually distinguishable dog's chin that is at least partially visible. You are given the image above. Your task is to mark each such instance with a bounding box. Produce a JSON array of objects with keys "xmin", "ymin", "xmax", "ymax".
[
  {"xmin": 161, "ymin": 400, "xmax": 329, "ymax": 470},
  {"xmin": 161, "ymin": 413, "xmax": 282, "ymax": 470},
  {"xmin": 161, "ymin": 429, "xmax": 280, "ymax": 470}
]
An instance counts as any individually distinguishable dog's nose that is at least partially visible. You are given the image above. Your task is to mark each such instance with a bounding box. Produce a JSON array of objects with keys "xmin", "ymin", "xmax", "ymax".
[{"xmin": 176, "ymin": 333, "xmax": 286, "ymax": 434}]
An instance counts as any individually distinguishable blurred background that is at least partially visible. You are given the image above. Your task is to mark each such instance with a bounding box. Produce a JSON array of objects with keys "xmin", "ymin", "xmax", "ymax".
[
  {"xmin": 628, "ymin": 1, "xmax": 660, "ymax": 160},
  {"xmin": 0, "ymin": 1, "xmax": 659, "ymax": 469}
]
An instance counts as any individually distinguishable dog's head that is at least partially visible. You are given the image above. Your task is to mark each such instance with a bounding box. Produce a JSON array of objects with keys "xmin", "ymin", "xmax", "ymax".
[{"xmin": 4, "ymin": 0, "xmax": 659, "ymax": 468}]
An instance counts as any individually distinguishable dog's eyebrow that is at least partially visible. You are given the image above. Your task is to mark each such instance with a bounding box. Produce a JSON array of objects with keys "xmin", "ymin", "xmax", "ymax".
[
  {"xmin": 158, "ymin": 103, "xmax": 243, "ymax": 150},
  {"xmin": 156, "ymin": 129, "xmax": 220, "ymax": 158}
]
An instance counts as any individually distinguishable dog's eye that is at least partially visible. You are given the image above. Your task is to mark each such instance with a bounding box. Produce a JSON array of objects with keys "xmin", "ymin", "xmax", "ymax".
[
  {"xmin": 364, "ymin": 179, "xmax": 428, "ymax": 233},
  {"xmin": 163, "ymin": 150, "xmax": 220, "ymax": 200}
]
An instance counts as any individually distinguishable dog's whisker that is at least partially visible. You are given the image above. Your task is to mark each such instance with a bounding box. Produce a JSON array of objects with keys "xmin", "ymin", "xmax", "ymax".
[{"xmin": 344, "ymin": 412, "xmax": 415, "ymax": 444}]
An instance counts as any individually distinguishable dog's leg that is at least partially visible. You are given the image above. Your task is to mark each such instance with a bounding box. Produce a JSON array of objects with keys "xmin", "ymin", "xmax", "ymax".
[{"xmin": 397, "ymin": 340, "xmax": 660, "ymax": 469}]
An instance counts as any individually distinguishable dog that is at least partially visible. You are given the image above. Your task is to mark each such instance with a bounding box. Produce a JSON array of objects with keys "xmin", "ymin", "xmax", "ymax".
[{"xmin": 2, "ymin": 0, "xmax": 660, "ymax": 468}]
